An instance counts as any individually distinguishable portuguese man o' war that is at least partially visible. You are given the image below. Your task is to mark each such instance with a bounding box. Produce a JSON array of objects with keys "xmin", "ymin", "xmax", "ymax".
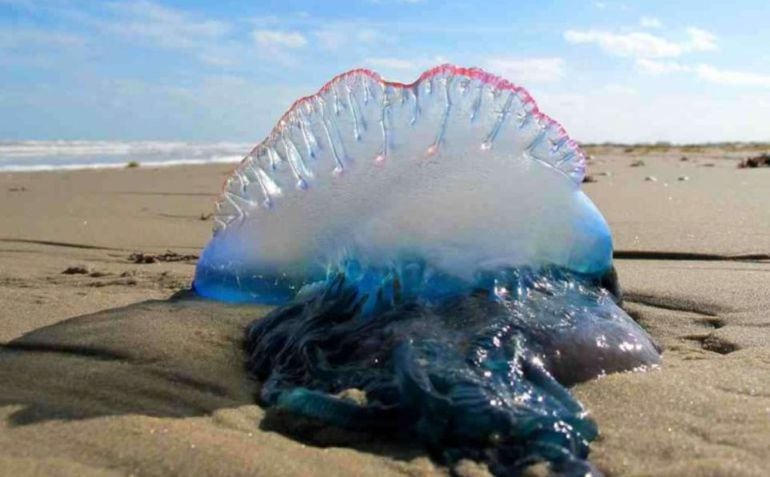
[{"xmin": 193, "ymin": 65, "xmax": 661, "ymax": 476}]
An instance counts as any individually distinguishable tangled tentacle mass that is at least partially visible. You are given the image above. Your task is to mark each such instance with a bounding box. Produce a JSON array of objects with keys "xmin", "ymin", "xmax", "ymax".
[{"xmin": 245, "ymin": 262, "xmax": 659, "ymax": 475}]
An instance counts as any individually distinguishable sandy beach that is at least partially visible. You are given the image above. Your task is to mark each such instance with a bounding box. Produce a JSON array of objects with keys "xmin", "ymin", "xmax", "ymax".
[{"xmin": 1, "ymin": 145, "xmax": 769, "ymax": 476}]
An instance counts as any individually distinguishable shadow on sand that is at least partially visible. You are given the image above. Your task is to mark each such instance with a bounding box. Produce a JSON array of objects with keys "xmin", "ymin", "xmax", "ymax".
[{"xmin": 0, "ymin": 294, "xmax": 426, "ymax": 463}]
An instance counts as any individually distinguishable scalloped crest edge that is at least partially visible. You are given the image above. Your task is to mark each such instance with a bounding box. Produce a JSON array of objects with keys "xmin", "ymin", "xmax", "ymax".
[{"xmin": 215, "ymin": 64, "xmax": 587, "ymax": 228}]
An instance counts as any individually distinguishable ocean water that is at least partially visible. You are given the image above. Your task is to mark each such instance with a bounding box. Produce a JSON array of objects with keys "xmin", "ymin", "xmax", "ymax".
[{"xmin": 0, "ymin": 140, "xmax": 250, "ymax": 172}]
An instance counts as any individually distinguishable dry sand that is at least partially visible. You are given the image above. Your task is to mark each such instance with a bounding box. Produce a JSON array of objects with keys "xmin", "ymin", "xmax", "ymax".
[{"xmin": 0, "ymin": 146, "xmax": 768, "ymax": 476}]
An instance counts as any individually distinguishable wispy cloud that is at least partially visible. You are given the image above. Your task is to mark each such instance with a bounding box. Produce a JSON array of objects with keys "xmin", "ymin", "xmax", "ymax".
[
  {"xmin": 537, "ymin": 88, "xmax": 770, "ymax": 143},
  {"xmin": 695, "ymin": 64, "xmax": 770, "ymax": 88},
  {"xmin": 106, "ymin": 0, "xmax": 230, "ymax": 50},
  {"xmin": 637, "ymin": 59, "xmax": 770, "ymax": 88},
  {"xmin": 100, "ymin": 2, "xmax": 312, "ymax": 67},
  {"xmin": 591, "ymin": 1, "xmax": 629, "ymax": 11},
  {"xmin": 686, "ymin": 27, "xmax": 717, "ymax": 52},
  {"xmin": 0, "ymin": 27, "xmax": 85, "ymax": 50},
  {"xmin": 640, "ymin": 16, "xmax": 663, "ymax": 29},
  {"xmin": 249, "ymin": 29, "xmax": 309, "ymax": 66},
  {"xmin": 313, "ymin": 27, "xmax": 390, "ymax": 51},
  {"xmin": 604, "ymin": 84, "xmax": 638, "ymax": 95},
  {"xmin": 0, "ymin": 26, "xmax": 87, "ymax": 68},
  {"xmin": 313, "ymin": 29, "xmax": 347, "ymax": 50},
  {"xmin": 635, "ymin": 58, "xmax": 691, "ymax": 75},
  {"xmin": 564, "ymin": 27, "xmax": 717, "ymax": 58},
  {"xmin": 252, "ymin": 30, "xmax": 307, "ymax": 49},
  {"xmin": 2, "ymin": 0, "xmax": 769, "ymax": 143},
  {"xmin": 483, "ymin": 57, "xmax": 565, "ymax": 84}
]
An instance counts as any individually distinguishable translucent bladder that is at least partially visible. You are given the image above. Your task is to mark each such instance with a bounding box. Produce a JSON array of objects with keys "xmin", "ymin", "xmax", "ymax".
[{"xmin": 194, "ymin": 65, "xmax": 608, "ymax": 304}]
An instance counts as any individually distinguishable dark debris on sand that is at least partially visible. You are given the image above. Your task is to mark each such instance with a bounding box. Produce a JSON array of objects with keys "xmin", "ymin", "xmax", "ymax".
[
  {"xmin": 128, "ymin": 251, "xmax": 198, "ymax": 264},
  {"xmin": 62, "ymin": 265, "xmax": 91, "ymax": 275},
  {"xmin": 738, "ymin": 153, "xmax": 770, "ymax": 168}
]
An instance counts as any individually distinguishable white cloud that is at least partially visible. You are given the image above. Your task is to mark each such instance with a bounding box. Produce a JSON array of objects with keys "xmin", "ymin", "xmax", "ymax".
[
  {"xmin": 686, "ymin": 27, "xmax": 718, "ymax": 52},
  {"xmin": 97, "ymin": 2, "xmax": 310, "ymax": 67},
  {"xmin": 635, "ymin": 58, "xmax": 691, "ymax": 75},
  {"xmin": 314, "ymin": 27, "xmax": 389, "ymax": 51},
  {"xmin": 197, "ymin": 52, "xmax": 237, "ymax": 67},
  {"xmin": 107, "ymin": 1, "xmax": 230, "ymax": 50},
  {"xmin": 590, "ymin": 1, "xmax": 630, "ymax": 11},
  {"xmin": 357, "ymin": 28, "xmax": 386, "ymax": 43},
  {"xmin": 252, "ymin": 30, "xmax": 307, "ymax": 49},
  {"xmin": 0, "ymin": 27, "xmax": 85, "ymax": 50},
  {"xmin": 635, "ymin": 59, "xmax": 770, "ymax": 89},
  {"xmin": 695, "ymin": 64, "xmax": 770, "ymax": 88},
  {"xmin": 483, "ymin": 57, "xmax": 565, "ymax": 84},
  {"xmin": 0, "ymin": 25, "xmax": 88, "ymax": 68},
  {"xmin": 640, "ymin": 16, "xmax": 663, "ymax": 29},
  {"xmin": 535, "ymin": 90, "xmax": 770, "ymax": 143},
  {"xmin": 314, "ymin": 29, "xmax": 347, "ymax": 50},
  {"xmin": 603, "ymin": 84, "xmax": 638, "ymax": 95},
  {"xmin": 249, "ymin": 15, "xmax": 283, "ymax": 26},
  {"xmin": 564, "ymin": 27, "xmax": 717, "ymax": 58},
  {"xmin": 565, "ymin": 30, "xmax": 680, "ymax": 58}
]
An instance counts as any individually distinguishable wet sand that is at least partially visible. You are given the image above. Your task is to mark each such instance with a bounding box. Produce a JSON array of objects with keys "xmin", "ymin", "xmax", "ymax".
[{"xmin": 0, "ymin": 146, "xmax": 768, "ymax": 476}]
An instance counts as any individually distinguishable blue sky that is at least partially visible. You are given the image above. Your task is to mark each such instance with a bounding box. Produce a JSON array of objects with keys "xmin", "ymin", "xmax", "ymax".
[{"xmin": 2, "ymin": 0, "xmax": 769, "ymax": 143}]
